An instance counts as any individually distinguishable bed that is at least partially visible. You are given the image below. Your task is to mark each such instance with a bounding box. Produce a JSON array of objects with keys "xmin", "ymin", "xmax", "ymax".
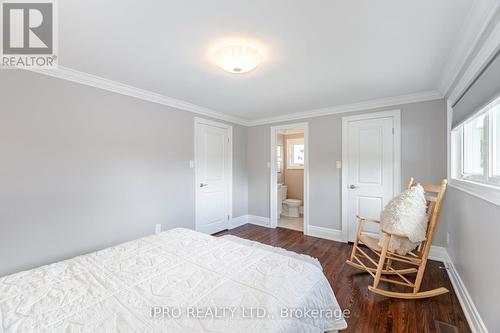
[{"xmin": 0, "ymin": 228, "xmax": 347, "ymax": 332}]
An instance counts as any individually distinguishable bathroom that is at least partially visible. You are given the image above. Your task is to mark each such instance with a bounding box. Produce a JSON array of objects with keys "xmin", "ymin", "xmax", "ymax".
[{"xmin": 276, "ymin": 129, "xmax": 304, "ymax": 231}]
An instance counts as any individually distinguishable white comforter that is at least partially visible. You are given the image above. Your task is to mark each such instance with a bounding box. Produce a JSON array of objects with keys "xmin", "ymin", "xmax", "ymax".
[{"xmin": 0, "ymin": 228, "xmax": 347, "ymax": 333}]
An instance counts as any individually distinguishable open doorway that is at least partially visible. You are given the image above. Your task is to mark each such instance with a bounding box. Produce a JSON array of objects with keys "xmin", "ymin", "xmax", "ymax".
[{"xmin": 270, "ymin": 123, "xmax": 309, "ymax": 234}]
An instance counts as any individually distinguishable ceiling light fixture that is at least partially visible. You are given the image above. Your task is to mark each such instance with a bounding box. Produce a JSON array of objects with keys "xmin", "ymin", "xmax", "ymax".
[{"xmin": 213, "ymin": 44, "xmax": 262, "ymax": 74}]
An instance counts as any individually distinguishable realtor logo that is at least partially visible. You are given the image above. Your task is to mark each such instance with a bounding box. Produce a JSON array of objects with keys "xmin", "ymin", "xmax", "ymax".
[{"xmin": 1, "ymin": 0, "xmax": 57, "ymax": 68}]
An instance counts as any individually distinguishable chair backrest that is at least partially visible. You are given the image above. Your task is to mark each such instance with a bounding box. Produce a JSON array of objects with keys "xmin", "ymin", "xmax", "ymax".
[{"xmin": 406, "ymin": 178, "xmax": 448, "ymax": 257}]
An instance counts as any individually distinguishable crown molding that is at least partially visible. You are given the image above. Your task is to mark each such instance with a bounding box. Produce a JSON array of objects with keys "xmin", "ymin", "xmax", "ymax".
[
  {"xmin": 448, "ymin": 19, "xmax": 500, "ymax": 105},
  {"xmin": 439, "ymin": 0, "xmax": 500, "ymax": 97},
  {"xmin": 27, "ymin": 66, "xmax": 250, "ymax": 126},
  {"xmin": 27, "ymin": 66, "xmax": 444, "ymax": 128},
  {"xmin": 246, "ymin": 90, "xmax": 443, "ymax": 126}
]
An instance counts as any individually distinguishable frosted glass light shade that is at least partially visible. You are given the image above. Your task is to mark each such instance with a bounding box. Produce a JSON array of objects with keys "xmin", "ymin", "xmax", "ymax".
[{"xmin": 213, "ymin": 44, "xmax": 262, "ymax": 74}]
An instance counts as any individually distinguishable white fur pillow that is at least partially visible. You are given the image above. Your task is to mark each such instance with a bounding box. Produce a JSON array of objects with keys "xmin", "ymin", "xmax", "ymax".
[{"xmin": 378, "ymin": 184, "xmax": 428, "ymax": 255}]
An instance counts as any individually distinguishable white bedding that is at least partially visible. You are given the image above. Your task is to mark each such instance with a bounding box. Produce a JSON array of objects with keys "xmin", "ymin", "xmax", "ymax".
[{"xmin": 0, "ymin": 228, "xmax": 347, "ymax": 333}]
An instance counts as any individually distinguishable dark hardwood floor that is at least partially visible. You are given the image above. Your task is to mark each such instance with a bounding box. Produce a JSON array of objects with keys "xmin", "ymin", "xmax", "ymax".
[{"xmin": 216, "ymin": 224, "xmax": 470, "ymax": 333}]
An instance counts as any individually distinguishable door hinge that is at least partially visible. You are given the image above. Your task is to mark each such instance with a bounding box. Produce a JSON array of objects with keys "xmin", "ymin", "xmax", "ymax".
[
  {"xmin": 392, "ymin": 128, "xmax": 395, "ymax": 135},
  {"xmin": 227, "ymin": 215, "xmax": 230, "ymax": 221}
]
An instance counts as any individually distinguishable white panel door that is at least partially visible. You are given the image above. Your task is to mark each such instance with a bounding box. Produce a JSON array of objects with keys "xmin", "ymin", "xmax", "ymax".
[
  {"xmin": 345, "ymin": 116, "xmax": 395, "ymax": 242},
  {"xmin": 195, "ymin": 121, "xmax": 230, "ymax": 234}
]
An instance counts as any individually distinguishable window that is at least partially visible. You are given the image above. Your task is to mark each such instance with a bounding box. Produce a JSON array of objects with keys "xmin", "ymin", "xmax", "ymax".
[
  {"xmin": 452, "ymin": 95, "xmax": 500, "ymax": 185},
  {"xmin": 463, "ymin": 113, "xmax": 485, "ymax": 177},
  {"xmin": 287, "ymin": 138, "xmax": 304, "ymax": 169},
  {"xmin": 492, "ymin": 103, "xmax": 500, "ymax": 178}
]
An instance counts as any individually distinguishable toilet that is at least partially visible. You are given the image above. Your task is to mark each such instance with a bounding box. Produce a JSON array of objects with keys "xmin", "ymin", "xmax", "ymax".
[{"xmin": 280, "ymin": 185, "xmax": 302, "ymax": 218}]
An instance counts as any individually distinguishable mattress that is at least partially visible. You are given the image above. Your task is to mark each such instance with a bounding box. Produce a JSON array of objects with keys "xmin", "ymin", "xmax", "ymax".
[{"xmin": 0, "ymin": 228, "xmax": 347, "ymax": 332}]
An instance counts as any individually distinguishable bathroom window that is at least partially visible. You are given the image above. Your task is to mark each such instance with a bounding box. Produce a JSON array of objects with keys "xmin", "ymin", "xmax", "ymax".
[
  {"xmin": 276, "ymin": 145, "xmax": 283, "ymax": 173},
  {"xmin": 287, "ymin": 138, "xmax": 304, "ymax": 169}
]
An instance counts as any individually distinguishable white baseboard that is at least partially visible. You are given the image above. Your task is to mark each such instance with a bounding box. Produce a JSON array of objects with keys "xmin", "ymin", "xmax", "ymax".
[
  {"xmin": 444, "ymin": 254, "xmax": 489, "ymax": 333},
  {"xmin": 230, "ymin": 215, "xmax": 272, "ymax": 228},
  {"xmin": 247, "ymin": 215, "xmax": 271, "ymax": 227},
  {"xmin": 306, "ymin": 226, "xmax": 343, "ymax": 242},
  {"xmin": 229, "ymin": 215, "xmax": 248, "ymax": 229},
  {"xmin": 428, "ymin": 245, "xmax": 448, "ymax": 262},
  {"xmin": 429, "ymin": 248, "xmax": 488, "ymax": 332}
]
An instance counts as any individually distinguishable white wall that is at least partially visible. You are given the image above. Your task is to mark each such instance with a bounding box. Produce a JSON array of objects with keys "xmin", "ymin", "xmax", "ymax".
[
  {"xmin": 247, "ymin": 99, "xmax": 448, "ymax": 245},
  {"xmin": 0, "ymin": 70, "xmax": 247, "ymax": 276}
]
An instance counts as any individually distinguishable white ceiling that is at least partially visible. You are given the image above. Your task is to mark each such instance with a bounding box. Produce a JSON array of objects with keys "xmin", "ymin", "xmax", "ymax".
[{"xmin": 59, "ymin": 0, "xmax": 473, "ymax": 121}]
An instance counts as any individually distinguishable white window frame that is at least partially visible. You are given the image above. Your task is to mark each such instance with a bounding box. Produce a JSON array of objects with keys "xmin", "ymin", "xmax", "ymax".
[
  {"xmin": 287, "ymin": 138, "xmax": 304, "ymax": 169},
  {"xmin": 490, "ymin": 105, "xmax": 500, "ymax": 183},
  {"xmin": 450, "ymin": 95, "xmax": 500, "ymax": 206},
  {"xmin": 457, "ymin": 111, "xmax": 488, "ymax": 183}
]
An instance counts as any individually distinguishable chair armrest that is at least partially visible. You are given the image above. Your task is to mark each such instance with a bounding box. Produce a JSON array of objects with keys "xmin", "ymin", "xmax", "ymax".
[
  {"xmin": 381, "ymin": 229, "xmax": 408, "ymax": 238},
  {"xmin": 356, "ymin": 215, "xmax": 380, "ymax": 224}
]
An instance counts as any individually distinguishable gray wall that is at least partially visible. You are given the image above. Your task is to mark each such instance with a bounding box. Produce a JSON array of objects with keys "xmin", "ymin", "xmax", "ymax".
[
  {"xmin": 232, "ymin": 125, "xmax": 248, "ymax": 217},
  {"xmin": 247, "ymin": 99, "xmax": 448, "ymax": 245},
  {"xmin": 441, "ymin": 8, "xmax": 500, "ymax": 332},
  {"xmin": 0, "ymin": 70, "xmax": 247, "ymax": 276},
  {"xmin": 440, "ymin": 188, "xmax": 500, "ymax": 331}
]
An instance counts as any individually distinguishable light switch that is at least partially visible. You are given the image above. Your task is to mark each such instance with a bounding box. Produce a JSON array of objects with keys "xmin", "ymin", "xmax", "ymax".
[
  {"xmin": 189, "ymin": 160, "xmax": 194, "ymax": 168},
  {"xmin": 336, "ymin": 161, "xmax": 342, "ymax": 169}
]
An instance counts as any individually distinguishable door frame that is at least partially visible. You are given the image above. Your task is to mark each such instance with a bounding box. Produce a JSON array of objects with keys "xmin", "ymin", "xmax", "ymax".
[
  {"xmin": 194, "ymin": 117, "xmax": 233, "ymax": 233},
  {"xmin": 341, "ymin": 110, "xmax": 401, "ymax": 242},
  {"xmin": 270, "ymin": 122, "xmax": 309, "ymax": 234}
]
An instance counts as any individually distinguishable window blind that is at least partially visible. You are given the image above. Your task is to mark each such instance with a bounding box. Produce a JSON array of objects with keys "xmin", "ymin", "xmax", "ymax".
[{"xmin": 452, "ymin": 50, "xmax": 500, "ymax": 128}]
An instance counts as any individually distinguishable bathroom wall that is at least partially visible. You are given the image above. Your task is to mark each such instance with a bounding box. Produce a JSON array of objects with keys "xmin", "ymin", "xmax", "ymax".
[
  {"xmin": 276, "ymin": 133, "xmax": 284, "ymax": 184},
  {"xmin": 283, "ymin": 133, "xmax": 304, "ymax": 201}
]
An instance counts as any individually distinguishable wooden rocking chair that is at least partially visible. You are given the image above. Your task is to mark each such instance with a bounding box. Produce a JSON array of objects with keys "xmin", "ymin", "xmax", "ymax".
[{"xmin": 346, "ymin": 178, "xmax": 448, "ymax": 299}]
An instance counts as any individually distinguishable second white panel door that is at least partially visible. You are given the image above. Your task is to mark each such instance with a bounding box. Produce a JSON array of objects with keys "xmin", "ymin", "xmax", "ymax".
[{"xmin": 346, "ymin": 116, "xmax": 395, "ymax": 242}]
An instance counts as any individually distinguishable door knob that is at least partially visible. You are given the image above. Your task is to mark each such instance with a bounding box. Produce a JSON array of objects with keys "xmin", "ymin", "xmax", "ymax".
[
  {"xmin": 200, "ymin": 183, "xmax": 208, "ymax": 187},
  {"xmin": 349, "ymin": 184, "xmax": 358, "ymax": 189}
]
